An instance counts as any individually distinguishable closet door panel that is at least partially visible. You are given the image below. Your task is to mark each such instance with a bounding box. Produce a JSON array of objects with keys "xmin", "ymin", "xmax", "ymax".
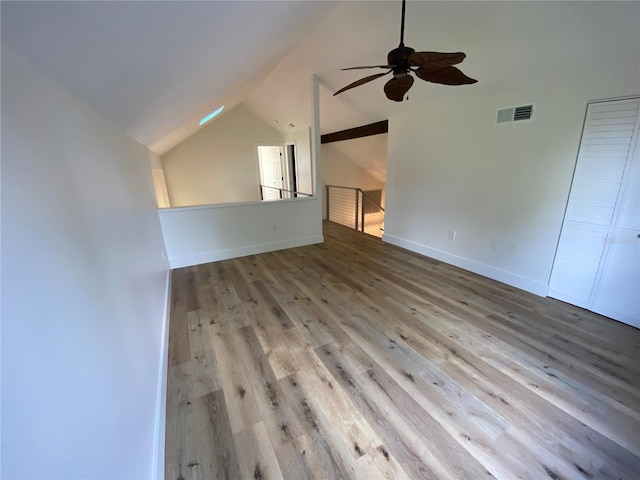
[
  {"xmin": 549, "ymin": 224, "xmax": 608, "ymax": 307},
  {"xmin": 550, "ymin": 98, "xmax": 639, "ymax": 327},
  {"xmin": 594, "ymin": 239, "xmax": 639, "ymax": 327},
  {"xmin": 592, "ymin": 138, "xmax": 640, "ymax": 326}
]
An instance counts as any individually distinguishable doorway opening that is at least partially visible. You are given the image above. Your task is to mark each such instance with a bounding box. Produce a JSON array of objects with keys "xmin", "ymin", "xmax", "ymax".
[{"xmin": 285, "ymin": 143, "xmax": 298, "ymax": 198}]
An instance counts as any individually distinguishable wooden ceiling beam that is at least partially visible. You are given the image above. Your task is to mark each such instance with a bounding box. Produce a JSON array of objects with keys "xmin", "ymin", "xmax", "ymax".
[{"xmin": 321, "ymin": 120, "xmax": 388, "ymax": 144}]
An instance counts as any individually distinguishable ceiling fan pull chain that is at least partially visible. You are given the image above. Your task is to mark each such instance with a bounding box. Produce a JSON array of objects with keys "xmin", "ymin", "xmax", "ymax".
[{"xmin": 399, "ymin": 0, "xmax": 406, "ymax": 46}]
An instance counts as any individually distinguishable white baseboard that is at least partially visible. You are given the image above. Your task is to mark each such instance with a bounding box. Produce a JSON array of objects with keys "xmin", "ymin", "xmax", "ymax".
[
  {"xmin": 169, "ymin": 235, "xmax": 324, "ymax": 269},
  {"xmin": 151, "ymin": 269, "xmax": 171, "ymax": 479},
  {"xmin": 383, "ymin": 234, "xmax": 549, "ymax": 297}
]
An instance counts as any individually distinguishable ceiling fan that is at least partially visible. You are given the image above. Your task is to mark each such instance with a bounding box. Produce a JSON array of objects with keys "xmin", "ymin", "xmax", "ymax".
[{"xmin": 334, "ymin": 0, "xmax": 477, "ymax": 102}]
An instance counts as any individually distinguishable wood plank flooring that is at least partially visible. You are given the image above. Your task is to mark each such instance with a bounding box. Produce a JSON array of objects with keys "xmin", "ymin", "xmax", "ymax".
[{"xmin": 165, "ymin": 221, "xmax": 640, "ymax": 480}]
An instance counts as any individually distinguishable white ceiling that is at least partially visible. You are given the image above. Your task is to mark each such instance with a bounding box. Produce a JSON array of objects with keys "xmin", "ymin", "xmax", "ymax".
[
  {"xmin": 2, "ymin": 1, "xmax": 638, "ymax": 156},
  {"xmin": 1, "ymin": 1, "xmax": 336, "ymax": 154}
]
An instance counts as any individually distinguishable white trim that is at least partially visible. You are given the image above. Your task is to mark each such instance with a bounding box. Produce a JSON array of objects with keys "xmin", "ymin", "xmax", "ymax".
[
  {"xmin": 151, "ymin": 269, "xmax": 171, "ymax": 479},
  {"xmin": 169, "ymin": 235, "xmax": 324, "ymax": 269},
  {"xmin": 311, "ymin": 75, "xmax": 322, "ymax": 199},
  {"xmin": 382, "ymin": 233, "xmax": 549, "ymax": 297},
  {"xmin": 588, "ymin": 94, "xmax": 640, "ymax": 105},
  {"xmin": 158, "ymin": 195, "xmax": 316, "ymax": 213}
]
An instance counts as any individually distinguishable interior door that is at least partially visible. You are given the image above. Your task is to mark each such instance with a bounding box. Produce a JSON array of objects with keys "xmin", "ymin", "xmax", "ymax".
[
  {"xmin": 257, "ymin": 146, "xmax": 284, "ymax": 200},
  {"xmin": 549, "ymin": 98, "xmax": 639, "ymax": 328}
]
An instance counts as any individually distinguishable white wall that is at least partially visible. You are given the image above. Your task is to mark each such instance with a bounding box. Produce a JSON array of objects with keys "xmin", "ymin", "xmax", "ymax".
[
  {"xmin": 1, "ymin": 46, "xmax": 169, "ymax": 479},
  {"xmin": 322, "ymin": 143, "xmax": 385, "ymax": 219},
  {"xmin": 384, "ymin": 86, "xmax": 640, "ymax": 295},
  {"xmin": 160, "ymin": 76, "xmax": 325, "ymax": 270},
  {"xmin": 323, "ymin": 142, "xmax": 385, "ymax": 191},
  {"xmin": 159, "ymin": 198, "xmax": 323, "ymax": 268},
  {"xmin": 149, "ymin": 151, "xmax": 171, "ymax": 208},
  {"xmin": 162, "ymin": 104, "xmax": 284, "ymax": 207}
]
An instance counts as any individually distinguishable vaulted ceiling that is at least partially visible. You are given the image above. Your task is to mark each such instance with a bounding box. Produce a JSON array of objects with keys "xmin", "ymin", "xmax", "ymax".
[{"xmin": 2, "ymin": 1, "xmax": 637, "ymax": 155}]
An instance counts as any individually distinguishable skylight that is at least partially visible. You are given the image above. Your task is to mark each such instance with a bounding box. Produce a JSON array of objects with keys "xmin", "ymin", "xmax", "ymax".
[{"xmin": 199, "ymin": 106, "xmax": 224, "ymax": 125}]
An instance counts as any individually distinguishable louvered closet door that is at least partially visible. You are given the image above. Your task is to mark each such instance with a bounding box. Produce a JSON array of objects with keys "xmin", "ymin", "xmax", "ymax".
[
  {"xmin": 592, "ymin": 139, "xmax": 639, "ymax": 325},
  {"xmin": 549, "ymin": 98, "xmax": 640, "ymax": 328}
]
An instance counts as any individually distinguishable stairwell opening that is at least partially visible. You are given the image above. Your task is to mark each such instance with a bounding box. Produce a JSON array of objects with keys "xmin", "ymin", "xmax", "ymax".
[{"xmin": 321, "ymin": 121, "xmax": 388, "ymax": 238}]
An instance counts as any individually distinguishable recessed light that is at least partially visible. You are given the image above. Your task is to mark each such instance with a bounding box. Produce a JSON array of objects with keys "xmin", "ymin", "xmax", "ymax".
[{"xmin": 199, "ymin": 106, "xmax": 224, "ymax": 126}]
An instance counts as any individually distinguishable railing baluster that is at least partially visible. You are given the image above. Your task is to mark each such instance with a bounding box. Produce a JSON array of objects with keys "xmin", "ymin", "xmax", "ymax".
[
  {"xmin": 360, "ymin": 190, "xmax": 365, "ymax": 233},
  {"xmin": 354, "ymin": 189, "xmax": 359, "ymax": 230},
  {"xmin": 326, "ymin": 185, "xmax": 330, "ymax": 221}
]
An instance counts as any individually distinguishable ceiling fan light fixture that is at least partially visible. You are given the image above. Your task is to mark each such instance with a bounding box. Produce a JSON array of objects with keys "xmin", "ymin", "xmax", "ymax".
[{"xmin": 199, "ymin": 105, "xmax": 224, "ymax": 125}]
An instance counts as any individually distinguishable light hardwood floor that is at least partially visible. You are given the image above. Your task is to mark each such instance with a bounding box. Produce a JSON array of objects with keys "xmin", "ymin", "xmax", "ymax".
[{"xmin": 165, "ymin": 221, "xmax": 640, "ymax": 480}]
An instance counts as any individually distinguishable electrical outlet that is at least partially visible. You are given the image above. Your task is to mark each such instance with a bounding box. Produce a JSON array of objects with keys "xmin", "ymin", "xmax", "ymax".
[
  {"xmin": 448, "ymin": 230, "xmax": 457, "ymax": 240},
  {"xmin": 510, "ymin": 244, "xmax": 519, "ymax": 256},
  {"xmin": 491, "ymin": 239, "xmax": 499, "ymax": 251}
]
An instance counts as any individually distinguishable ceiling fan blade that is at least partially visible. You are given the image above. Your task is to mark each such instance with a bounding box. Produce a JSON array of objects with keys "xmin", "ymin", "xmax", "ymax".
[
  {"xmin": 341, "ymin": 65, "xmax": 395, "ymax": 70},
  {"xmin": 415, "ymin": 66, "xmax": 477, "ymax": 85},
  {"xmin": 408, "ymin": 51, "xmax": 467, "ymax": 70},
  {"xmin": 384, "ymin": 75, "xmax": 414, "ymax": 102},
  {"xmin": 333, "ymin": 71, "xmax": 390, "ymax": 96}
]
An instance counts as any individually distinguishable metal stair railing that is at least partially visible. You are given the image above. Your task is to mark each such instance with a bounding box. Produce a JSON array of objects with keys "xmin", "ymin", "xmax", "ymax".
[
  {"xmin": 260, "ymin": 185, "xmax": 312, "ymax": 201},
  {"xmin": 325, "ymin": 184, "xmax": 385, "ymax": 238}
]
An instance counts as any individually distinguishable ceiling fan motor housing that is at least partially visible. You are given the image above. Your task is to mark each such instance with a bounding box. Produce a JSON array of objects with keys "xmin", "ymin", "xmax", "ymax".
[{"xmin": 388, "ymin": 45, "xmax": 415, "ymax": 76}]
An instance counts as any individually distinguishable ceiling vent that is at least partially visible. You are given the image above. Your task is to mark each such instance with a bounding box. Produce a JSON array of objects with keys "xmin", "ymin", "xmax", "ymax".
[{"xmin": 496, "ymin": 104, "xmax": 534, "ymax": 124}]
